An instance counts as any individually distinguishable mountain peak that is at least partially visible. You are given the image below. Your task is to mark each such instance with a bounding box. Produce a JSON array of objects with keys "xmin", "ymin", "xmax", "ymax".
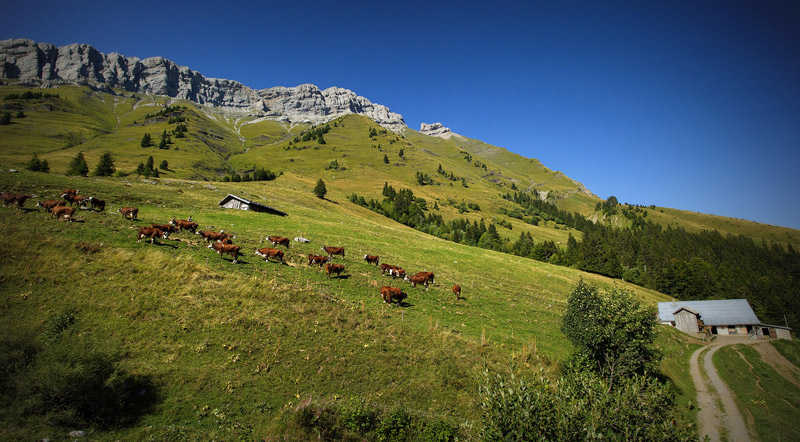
[{"xmin": 0, "ymin": 38, "xmax": 406, "ymax": 131}]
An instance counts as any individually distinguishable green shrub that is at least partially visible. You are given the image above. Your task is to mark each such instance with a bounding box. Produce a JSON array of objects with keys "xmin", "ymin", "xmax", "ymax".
[
  {"xmin": 376, "ymin": 407, "xmax": 413, "ymax": 442},
  {"xmin": 42, "ymin": 309, "xmax": 76, "ymax": 342},
  {"xmin": 419, "ymin": 418, "xmax": 458, "ymax": 442},
  {"xmin": 339, "ymin": 397, "xmax": 376, "ymax": 434}
]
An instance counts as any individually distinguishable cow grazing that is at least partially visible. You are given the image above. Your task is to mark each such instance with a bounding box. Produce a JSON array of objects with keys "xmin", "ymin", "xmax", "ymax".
[
  {"xmin": 389, "ymin": 268, "xmax": 406, "ymax": 279},
  {"xmin": 268, "ymin": 236, "xmax": 290, "ymax": 248},
  {"xmin": 363, "ymin": 254, "xmax": 380, "ymax": 266},
  {"xmin": 170, "ymin": 217, "xmax": 198, "ymax": 233},
  {"xmin": 36, "ymin": 199, "xmax": 66, "ymax": 212},
  {"xmin": 61, "ymin": 189, "xmax": 78, "ymax": 197},
  {"xmin": 151, "ymin": 223, "xmax": 179, "ymax": 234},
  {"xmin": 414, "ymin": 271, "xmax": 435, "ymax": 285},
  {"xmin": 380, "ymin": 263, "xmax": 398, "ymax": 275},
  {"xmin": 220, "ymin": 237, "xmax": 234, "ymax": 245},
  {"xmin": 256, "ymin": 247, "xmax": 284, "ymax": 263},
  {"xmin": 87, "ymin": 196, "xmax": 105, "ymax": 211},
  {"xmin": 380, "ymin": 286, "xmax": 407, "ymax": 306},
  {"xmin": 51, "ymin": 205, "xmax": 75, "ymax": 221},
  {"xmin": 325, "ymin": 263, "xmax": 346, "ymax": 279},
  {"xmin": 405, "ymin": 273, "xmax": 430, "ymax": 289},
  {"xmin": 322, "ymin": 246, "xmax": 345, "ymax": 258},
  {"xmin": 452, "ymin": 284, "xmax": 462, "ymax": 299},
  {"xmin": 118, "ymin": 207, "xmax": 138, "ymax": 220},
  {"xmin": 2, "ymin": 193, "xmax": 34, "ymax": 209},
  {"xmin": 61, "ymin": 193, "xmax": 88, "ymax": 208},
  {"xmin": 196, "ymin": 230, "xmax": 232, "ymax": 242},
  {"xmin": 209, "ymin": 242, "xmax": 240, "ymax": 263},
  {"xmin": 137, "ymin": 226, "xmax": 168, "ymax": 244},
  {"xmin": 307, "ymin": 254, "xmax": 331, "ymax": 267}
]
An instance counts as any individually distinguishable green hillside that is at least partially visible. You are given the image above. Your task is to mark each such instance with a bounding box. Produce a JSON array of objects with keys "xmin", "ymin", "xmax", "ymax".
[
  {"xmin": 3, "ymin": 80, "xmax": 798, "ymax": 438},
  {"xmin": 0, "ymin": 171, "xmax": 678, "ymax": 439}
]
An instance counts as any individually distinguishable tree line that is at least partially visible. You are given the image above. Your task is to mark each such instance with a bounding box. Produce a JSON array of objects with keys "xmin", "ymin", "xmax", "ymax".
[{"xmin": 351, "ymin": 185, "xmax": 800, "ymax": 329}]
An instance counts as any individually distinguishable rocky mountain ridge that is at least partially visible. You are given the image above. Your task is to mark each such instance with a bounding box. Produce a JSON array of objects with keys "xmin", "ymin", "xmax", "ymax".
[{"xmin": 0, "ymin": 38, "xmax": 406, "ymax": 131}]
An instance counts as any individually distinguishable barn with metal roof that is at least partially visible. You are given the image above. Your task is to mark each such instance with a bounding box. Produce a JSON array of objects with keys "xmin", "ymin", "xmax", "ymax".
[{"xmin": 658, "ymin": 299, "xmax": 791, "ymax": 340}]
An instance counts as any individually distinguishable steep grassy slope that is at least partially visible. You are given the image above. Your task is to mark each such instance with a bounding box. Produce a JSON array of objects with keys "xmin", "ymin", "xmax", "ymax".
[{"xmin": 0, "ymin": 171, "xmax": 686, "ymax": 439}]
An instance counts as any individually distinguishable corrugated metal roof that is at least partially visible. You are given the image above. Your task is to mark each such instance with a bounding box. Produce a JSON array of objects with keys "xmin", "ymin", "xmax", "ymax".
[
  {"xmin": 658, "ymin": 299, "xmax": 760, "ymax": 326},
  {"xmin": 218, "ymin": 194, "xmax": 287, "ymax": 216}
]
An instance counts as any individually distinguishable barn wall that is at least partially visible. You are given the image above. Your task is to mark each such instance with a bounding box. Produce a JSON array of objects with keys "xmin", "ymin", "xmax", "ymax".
[
  {"xmin": 776, "ymin": 329, "xmax": 792, "ymax": 340},
  {"xmin": 674, "ymin": 312, "xmax": 699, "ymax": 333}
]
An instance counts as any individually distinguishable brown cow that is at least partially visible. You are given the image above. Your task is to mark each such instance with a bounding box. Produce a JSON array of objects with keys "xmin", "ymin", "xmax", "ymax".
[
  {"xmin": 255, "ymin": 247, "xmax": 284, "ymax": 263},
  {"xmin": 268, "ymin": 236, "xmax": 290, "ymax": 248},
  {"xmin": 118, "ymin": 207, "xmax": 138, "ymax": 220},
  {"xmin": 380, "ymin": 263, "xmax": 398, "ymax": 275},
  {"xmin": 61, "ymin": 193, "xmax": 88, "ymax": 208},
  {"xmin": 414, "ymin": 271, "xmax": 435, "ymax": 285},
  {"xmin": 2, "ymin": 193, "xmax": 34, "ymax": 209},
  {"xmin": 380, "ymin": 286, "xmax": 407, "ymax": 306},
  {"xmin": 322, "ymin": 246, "xmax": 345, "ymax": 258},
  {"xmin": 196, "ymin": 230, "xmax": 233, "ymax": 242},
  {"xmin": 137, "ymin": 226, "xmax": 168, "ymax": 244},
  {"xmin": 87, "ymin": 196, "xmax": 105, "ymax": 211},
  {"xmin": 389, "ymin": 268, "xmax": 406, "ymax": 279},
  {"xmin": 220, "ymin": 237, "xmax": 234, "ymax": 245},
  {"xmin": 452, "ymin": 284, "xmax": 462, "ymax": 299},
  {"xmin": 151, "ymin": 223, "xmax": 179, "ymax": 234},
  {"xmin": 209, "ymin": 242, "xmax": 240, "ymax": 263},
  {"xmin": 307, "ymin": 254, "xmax": 331, "ymax": 267},
  {"xmin": 61, "ymin": 189, "xmax": 78, "ymax": 197},
  {"xmin": 36, "ymin": 199, "xmax": 66, "ymax": 212},
  {"xmin": 405, "ymin": 273, "xmax": 430, "ymax": 289},
  {"xmin": 170, "ymin": 217, "xmax": 198, "ymax": 233},
  {"xmin": 363, "ymin": 254, "xmax": 380, "ymax": 266},
  {"xmin": 325, "ymin": 263, "xmax": 346, "ymax": 279},
  {"xmin": 51, "ymin": 205, "xmax": 75, "ymax": 221}
]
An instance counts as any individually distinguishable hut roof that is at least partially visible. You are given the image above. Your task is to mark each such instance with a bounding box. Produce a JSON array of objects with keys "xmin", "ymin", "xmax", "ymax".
[
  {"xmin": 218, "ymin": 194, "xmax": 287, "ymax": 216},
  {"xmin": 658, "ymin": 299, "xmax": 760, "ymax": 326}
]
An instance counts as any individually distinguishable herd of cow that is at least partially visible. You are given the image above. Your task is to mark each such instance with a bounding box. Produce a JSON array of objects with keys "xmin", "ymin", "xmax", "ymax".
[{"xmin": 2, "ymin": 188, "xmax": 463, "ymax": 306}]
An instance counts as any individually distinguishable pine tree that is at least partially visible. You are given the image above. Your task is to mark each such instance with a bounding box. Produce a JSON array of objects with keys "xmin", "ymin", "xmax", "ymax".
[
  {"xmin": 25, "ymin": 154, "xmax": 43, "ymax": 172},
  {"xmin": 398, "ymin": 148, "xmax": 404, "ymax": 159},
  {"xmin": 159, "ymin": 160, "xmax": 169, "ymax": 170},
  {"xmin": 145, "ymin": 156, "xmax": 154, "ymax": 171},
  {"xmin": 135, "ymin": 163, "xmax": 146, "ymax": 177},
  {"xmin": 0, "ymin": 112, "xmax": 11, "ymax": 125},
  {"xmin": 65, "ymin": 152, "xmax": 89, "ymax": 176},
  {"xmin": 383, "ymin": 154, "xmax": 389, "ymax": 164},
  {"xmin": 40, "ymin": 159, "xmax": 50, "ymax": 173},
  {"xmin": 313, "ymin": 178, "xmax": 327, "ymax": 199},
  {"xmin": 151, "ymin": 167, "xmax": 160, "ymax": 178},
  {"xmin": 140, "ymin": 133, "xmax": 152, "ymax": 147},
  {"xmin": 92, "ymin": 152, "xmax": 116, "ymax": 176}
]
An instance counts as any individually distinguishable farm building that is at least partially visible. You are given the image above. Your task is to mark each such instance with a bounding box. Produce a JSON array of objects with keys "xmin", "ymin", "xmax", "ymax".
[
  {"xmin": 658, "ymin": 299, "xmax": 792, "ymax": 340},
  {"xmin": 218, "ymin": 194, "xmax": 287, "ymax": 216}
]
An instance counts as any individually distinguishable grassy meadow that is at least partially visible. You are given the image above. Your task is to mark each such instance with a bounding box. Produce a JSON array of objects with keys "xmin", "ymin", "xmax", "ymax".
[
  {"xmin": 0, "ymin": 170, "xmax": 691, "ymax": 439},
  {"xmin": 714, "ymin": 344, "xmax": 800, "ymax": 442}
]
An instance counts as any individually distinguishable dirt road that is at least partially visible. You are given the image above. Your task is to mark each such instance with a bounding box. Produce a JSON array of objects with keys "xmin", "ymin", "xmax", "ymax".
[{"xmin": 689, "ymin": 342, "xmax": 752, "ymax": 442}]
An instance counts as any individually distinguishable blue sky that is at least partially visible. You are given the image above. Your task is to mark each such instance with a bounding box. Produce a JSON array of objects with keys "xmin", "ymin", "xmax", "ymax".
[{"xmin": 3, "ymin": 1, "xmax": 799, "ymax": 229}]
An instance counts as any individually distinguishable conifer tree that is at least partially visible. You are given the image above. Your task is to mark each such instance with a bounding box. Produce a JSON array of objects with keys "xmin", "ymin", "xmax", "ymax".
[
  {"xmin": 313, "ymin": 178, "xmax": 327, "ymax": 199},
  {"xmin": 159, "ymin": 160, "xmax": 169, "ymax": 170},
  {"xmin": 66, "ymin": 152, "xmax": 89, "ymax": 176},
  {"xmin": 383, "ymin": 154, "xmax": 389, "ymax": 164},
  {"xmin": 93, "ymin": 152, "xmax": 116, "ymax": 176},
  {"xmin": 140, "ymin": 133, "xmax": 152, "ymax": 147},
  {"xmin": 145, "ymin": 156, "xmax": 154, "ymax": 171}
]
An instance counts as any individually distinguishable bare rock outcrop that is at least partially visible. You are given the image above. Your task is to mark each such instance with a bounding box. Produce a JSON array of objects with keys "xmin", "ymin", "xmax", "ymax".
[
  {"xmin": 419, "ymin": 122, "xmax": 454, "ymax": 138},
  {"xmin": 0, "ymin": 38, "xmax": 406, "ymax": 131}
]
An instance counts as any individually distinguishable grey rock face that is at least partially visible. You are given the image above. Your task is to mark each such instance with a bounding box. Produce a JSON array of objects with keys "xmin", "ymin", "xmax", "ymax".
[
  {"xmin": 419, "ymin": 122, "xmax": 454, "ymax": 138},
  {"xmin": 0, "ymin": 39, "xmax": 406, "ymax": 131}
]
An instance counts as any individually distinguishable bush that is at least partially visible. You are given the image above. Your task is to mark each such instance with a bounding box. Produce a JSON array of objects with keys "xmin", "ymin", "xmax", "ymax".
[
  {"xmin": 561, "ymin": 280, "xmax": 660, "ymax": 380},
  {"xmin": 42, "ymin": 309, "xmax": 77, "ymax": 342},
  {"xmin": 376, "ymin": 407, "xmax": 413, "ymax": 442},
  {"xmin": 479, "ymin": 367, "xmax": 697, "ymax": 442},
  {"xmin": 340, "ymin": 397, "xmax": 377, "ymax": 434}
]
